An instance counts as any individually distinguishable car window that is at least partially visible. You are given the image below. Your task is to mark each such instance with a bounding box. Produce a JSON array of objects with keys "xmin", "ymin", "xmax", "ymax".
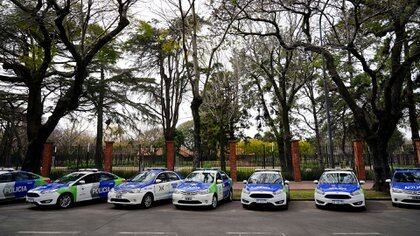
[
  {"xmin": 394, "ymin": 171, "xmax": 420, "ymax": 183},
  {"xmin": 98, "ymin": 173, "xmax": 115, "ymax": 181},
  {"xmin": 23, "ymin": 172, "xmax": 39, "ymax": 180},
  {"xmin": 156, "ymin": 173, "xmax": 168, "ymax": 182},
  {"xmin": 221, "ymin": 172, "xmax": 229, "ymax": 181},
  {"xmin": 319, "ymin": 172, "xmax": 358, "ymax": 184},
  {"xmin": 167, "ymin": 172, "xmax": 180, "ymax": 181},
  {"xmin": 248, "ymin": 172, "xmax": 282, "ymax": 184},
  {"xmin": 0, "ymin": 173, "xmax": 14, "ymax": 183},
  {"xmin": 80, "ymin": 174, "xmax": 97, "ymax": 184},
  {"xmin": 216, "ymin": 172, "xmax": 222, "ymax": 180},
  {"xmin": 15, "ymin": 172, "xmax": 32, "ymax": 181},
  {"xmin": 185, "ymin": 172, "xmax": 215, "ymax": 184}
]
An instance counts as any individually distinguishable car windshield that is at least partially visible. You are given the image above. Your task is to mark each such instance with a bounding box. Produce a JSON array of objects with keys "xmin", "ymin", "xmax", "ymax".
[
  {"xmin": 394, "ymin": 171, "xmax": 420, "ymax": 183},
  {"xmin": 185, "ymin": 172, "xmax": 215, "ymax": 184},
  {"xmin": 131, "ymin": 171, "xmax": 157, "ymax": 183},
  {"xmin": 319, "ymin": 172, "xmax": 358, "ymax": 184},
  {"xmin": 248, "ymin": 172, "xmax": 282, "ymax": 184},
  {"xmin": 55, "ymin": 173, "xmax": 85, "ymax": 184}
]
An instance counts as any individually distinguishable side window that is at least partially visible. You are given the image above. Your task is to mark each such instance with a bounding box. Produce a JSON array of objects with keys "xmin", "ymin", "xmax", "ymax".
[
  {"xmin": 15, "ymin": 172, "xmax": 31, "ymax": 181},
  {"xmin": 98, "ymin": 173, "xmax": 115, "ymax": 182},
  {"xmin": 216, "ymin": 172, "xmax": 222, "ymax": 180},
  {"xmin": 167, "ymin": 172, "xmax": 180, "ymax": 181},
  {"xmin": 0, "ymin": 173, "xmax": 14, "ymax": 183},
  {"xmin": 156, "ymin": 173, "xmax": 168, "ymax": 183},
  {"xmin": 24, "ymin": 172, "xmax": 39, "ymax": 180},
  {"xmin": 220, "ymin": 171, "xmax": 229, "ymax": 181},
  {"xmin": 80, "ymin": 174, "xmax": 97, "ymax": 184}
]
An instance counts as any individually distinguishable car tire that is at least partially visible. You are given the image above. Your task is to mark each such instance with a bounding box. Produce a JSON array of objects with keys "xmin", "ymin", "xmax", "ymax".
[
  {"xmin": 57, "ymin": 193, "xmax": 73, "ymax": 209},
  {"xmin": 282, "ymin": 200, "xmax": 289, "ymax": 210},
  {"xmin": 228, "ymin": 189, "xmax": 233, "ymax": 202},
  {"xmin": 174, "ymin": 204, "xmax": 182, "ymax": 210},
  {"xmin": 210, "ymin": 194, "xmax": 218, "ymax": 209},
  {"xmin": 392, "ymin": 202, "xmax": 399, "ymax": 208},
  {"xmin": 242, "ymin": 204, "xmax": 250, "ymax": 209},
  {"xmin": 141, "ymin": 193, "xmax": 154, "ymax": 209},
  {"xmin": 315, "ymin": 204, "xmax": 323, "ymax": 209}
]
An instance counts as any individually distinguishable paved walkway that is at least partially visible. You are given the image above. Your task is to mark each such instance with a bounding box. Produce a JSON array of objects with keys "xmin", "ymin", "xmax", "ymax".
[{"xmin": 233, "ymin": 181, "xmax": 374, "ymax": 190}]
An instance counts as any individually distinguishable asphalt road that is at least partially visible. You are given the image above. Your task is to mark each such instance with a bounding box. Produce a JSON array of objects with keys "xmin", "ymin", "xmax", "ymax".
[{"xmin": 0, "ymin": 200, "xmax": 419, "ymax": 236}]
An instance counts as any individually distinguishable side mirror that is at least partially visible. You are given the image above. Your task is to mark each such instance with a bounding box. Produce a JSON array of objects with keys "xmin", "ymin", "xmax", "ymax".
[
  {"xmin": 359, "ymin": 180, "xmax": 365, "ymax": 185},
  {"xmin": 216, "ymin": 179, "xmax": 223, "ymax": 184},
  {"xmin": 284, "ymin": 180, "xmax": 290, "ymax": 185},
  {"xmin": 243, "ymin": 180, "xmax": 248, "ymax": 184},
  {"xmin": 78, "ymin": 180, "xmax": 86, "ymax": 185},
  {"xmin": 155, "ymin": 179, "xmax": 162, "ymax": 184},
  {"xmin": 385, "ymin": 179, "xmax": 392, "ymax": 183},
  {"xmin": 313, "ymin": 180, "xmax": 319, "ymax": 184}
]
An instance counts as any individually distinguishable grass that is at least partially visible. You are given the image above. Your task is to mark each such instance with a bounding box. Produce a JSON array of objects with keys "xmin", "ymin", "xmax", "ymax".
[{"xmin": 232, "ymin": 189, "xmax": 390, "ymax": 200}]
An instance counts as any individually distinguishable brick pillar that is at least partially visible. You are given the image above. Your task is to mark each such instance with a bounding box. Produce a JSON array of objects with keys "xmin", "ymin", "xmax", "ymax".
[
  {"xmin": 41, "ymin": 142, "xmax": 53, "ymax": 177},
  {"xmin": 229, "ymin": 140, "xmax": 237, "ymax": 182},
  {"xmin": 166, "ymin": 141, "xmax": 175, "ymax": 171},
  {"xmin": 414, "ymin": 139, "xmax": 420, "ymax": 166},
  {"xmin": 291, "ymin": 140, "xmax": 302, "ymax": 182},
  {"xmin": 103, "ymin": 141, "xmax": 114, "ymax": 172},
  {"xmin": 353, "ymin": 140, "xmax": 366, "ymax": 180}
]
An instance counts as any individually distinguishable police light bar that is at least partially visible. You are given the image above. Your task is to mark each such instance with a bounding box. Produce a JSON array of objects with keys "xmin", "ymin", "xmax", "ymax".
[
  {"xmin": 78, "ymin": 168, "xmax": 99, "ymax": 172},
  {"xmin": 324, "ymin": 167, "xmax": 353, "ymax": 171},
  {"xmin": 145, "ymin": 167, "xmax": 167, "ymax": 171},
  {"xmin": 0, "ymin": 167, "xmax": 15, "ymax": 171},
  {"xmin": 255, "ymin": 168, "xmax": 282, "ymax": 172},
  {"xmin": 395, "ymin": 168, "xmax": 420, "ymax": 171},
  {"xmin": 197, "ymin": 167, "xmax": 220, "ymax": 171}
]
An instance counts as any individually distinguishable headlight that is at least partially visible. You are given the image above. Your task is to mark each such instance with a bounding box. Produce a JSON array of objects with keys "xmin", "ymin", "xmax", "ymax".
[
  {"xmin": 274, "ymin": 189, "xmax": 283, "ymax": 195},
  {"xmin": 351, "ymin": 190, "xmax": 362, "ymax": 196},
  {"xmin": 315, "ymin": 189, "xmax": 325, "ymax": 195},
  {"xmin": 392, "ymin": 188, "xmax": 403, "ymax": 193},
  {"xmin": 174, "ymin": 189, "xmax": 181, "ymax": 194},
  {"xmin": 127, "ymin": 188, "xmax": 142, "ymax": 194},
  {"xmin": 40, "ymin": 190, "xmax": 55, "ymax": 194},
  {"xmin": 198, "ymin": 189, "xmax": 209, "ymax": 195},
  {"xmin": 109, "ymin": 188, "xmax": 115, "ymax": 193},
  {"xmin": 242, "ymin": 188, "xmax": 250, "ymax": 194}
]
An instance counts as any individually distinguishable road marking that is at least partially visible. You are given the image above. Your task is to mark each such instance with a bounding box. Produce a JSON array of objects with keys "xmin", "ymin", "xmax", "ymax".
[
  {"xmin": 118, "ymin": 232, "xmax": 178, "ymax": 235},
  {"xmin": 17, "ymin": 231, "xmax": 80, "ymax": 235},
  {"xmin": 332, "ymin": 233, "xmax": 381, "ymax": 235},
  {"xmin": 226, "ymin": 232, "xmax": 285, "ymax": 236}
]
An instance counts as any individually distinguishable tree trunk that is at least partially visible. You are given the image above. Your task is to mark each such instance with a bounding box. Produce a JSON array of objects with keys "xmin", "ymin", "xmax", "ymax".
[
  {"xmin": 281, "ymin": 106, "xmax": 293, "ymax": 174},
  {"xmin": 407, "ymin": 77, "xmax": 419, "ymax": 161},
  {"xmin": 276, "ymin": 136, "xmax": 286, "ymax": 171},
  {"xmin": 367, "ymin": 138, "xmax": 392, "ymax": 191},
  {"xmin": 312, "ymin": 103, "xmax": 324, "ymax": 169},
  {"xmin": 94, "ymin": 68, "xmax": 105, "ymax": 169},
  {"xmin": 0, "ymin": 122, "xmax": 13, "ymax": 166},
  {"xmin": 191, "ymin": 97, "xmax": 203, "ymax": 169}
]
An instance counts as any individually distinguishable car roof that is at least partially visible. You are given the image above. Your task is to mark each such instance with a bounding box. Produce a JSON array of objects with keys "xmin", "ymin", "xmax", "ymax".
[
  {"xmin": 394, "ymin": 168, "xmax": 420, "ymax": 172},
  {"xmin": 323, "ymin": 170, "xmax": 355, "ymax": 174},
  {"xmin": 193, "ymin": 169, "xmax": 218, "ymax": 173}
]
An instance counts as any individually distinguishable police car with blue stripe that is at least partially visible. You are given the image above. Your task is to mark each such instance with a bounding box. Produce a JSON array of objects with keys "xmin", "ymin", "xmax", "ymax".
[
  {"xmin": 386, "ymin": 168, "xmax": 420, "ymax": 207},
  {"xmin": 314, "ymin": 168, "xmax": 366, "ymax": 209},
  {"xmin": 0, "ymin": 168, "xmax": 50, "ymax": 201},
  {"xmin": 241, "ymin": 169, "xmax": 290, "ymax": 209},
  {"xmin": 108, "ymin": 168, "xmax": 182, "ymax": 208}
]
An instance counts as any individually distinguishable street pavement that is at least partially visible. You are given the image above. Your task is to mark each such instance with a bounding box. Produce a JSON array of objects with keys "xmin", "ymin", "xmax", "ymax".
[{"xmin": 0, "ymin": 200, "xmax": 418, "ymax": 236}]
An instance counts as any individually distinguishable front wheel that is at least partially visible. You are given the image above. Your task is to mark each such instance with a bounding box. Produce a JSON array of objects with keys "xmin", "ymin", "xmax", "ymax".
[
  {"xmin": 57, "ymin": 193, "xmax": 73, "ymax": 209},
  {"xmin": 228, "ymin": 189, "xmax": 233, "ymax": 202},
  {"xmin": 141, "ymin": 193, "xmax": 153, "ymax": 209},
  {"xmin": 210, "ymin": 195, "xmax": 218, "ymax": 209}
]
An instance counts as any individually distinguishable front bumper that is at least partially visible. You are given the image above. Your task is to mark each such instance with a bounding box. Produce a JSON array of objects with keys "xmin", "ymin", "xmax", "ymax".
[
  {"xmin": 172, "ymin": 193, "xmax": 213, "ymax": 206},
  {"xmin": 241, "ymin": 191, "xmax": 287, "ymax": 207},
  {"xmin": 108, "ymin": 191, "xmax": 146, "ymax": 205},
  {"xmin": 26, "ymin": 191, "xmax": 59, "ymax": 206},
  {"xmin": 315, "ymin": 192, "xmax": 365, "ymax": 208},
  {"xmin": 390, "ymin": 192, "xmax": 420, "ymax": 205}
]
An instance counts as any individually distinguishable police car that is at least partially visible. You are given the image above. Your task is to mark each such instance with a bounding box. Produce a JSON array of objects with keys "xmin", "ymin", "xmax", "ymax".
[
  {"xmin": 172, "ymin": 169, "xmax": 233, "ymax": 209},
  {"xmin": 108, "ymin": 168, "xmax": 182, "ymax": 208},
  {"xmin": 26, "ymin": 169, "xmax": 124, "ymax": 208},
  {"xmin": 0, "ymin": 168, "xmax": 50, "ymax": 201},
  {"xmin": 241, "ymin": 169, "xmax": 290, "ymax": 209},
  {"xmin": 386, "ymin": 168, "xmax": 420, "ymax": 207},
  {"xmin": 314, "ymin": 168, "xmax": 366, "ymax": 209}
]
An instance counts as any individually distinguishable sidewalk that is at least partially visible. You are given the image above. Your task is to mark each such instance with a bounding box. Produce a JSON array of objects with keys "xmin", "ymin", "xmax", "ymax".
[{"xmin": 233, "ymin": 181, "xmax": 374, "ymax": 190}]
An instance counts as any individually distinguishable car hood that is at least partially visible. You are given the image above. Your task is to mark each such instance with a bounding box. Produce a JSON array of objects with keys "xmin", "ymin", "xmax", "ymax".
[
  {"xmin": 176, "ymin": 182, "xmax": 210, "ymax": 191},
  {"xmin": 32, "ymin": 183, "xmax": 69, "ymax": 192},
  {"xmin": 317, "ymin": 183, "xmax": 360, "ymax": 193},
  {"xmin": 114, "ymin": 181, "xmax": 152, "ymax": 191},
  {"xmin": 245, "ymin": 184, "xmax": 283, "ymax": 192},
  {"xmin": 391, "ymin": 182, "xmax": 420, "ymax": 191}
]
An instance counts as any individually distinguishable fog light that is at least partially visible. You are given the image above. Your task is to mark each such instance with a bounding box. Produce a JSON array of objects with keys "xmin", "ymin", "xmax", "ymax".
[
  {"xmin": 133, "ymin": 199, "xmax": 136, "ymax": 202},
  {"xmin": 41, "ymin": 199, "xmax": 52, "ymax": 203},
  {"xmin": 353, "ymin": 201, "xmax": 363, "ymax": 205},
  {"xmin": 205, "ymin": 200, "xmax": 208, "ymax": 203},
  {"xmin": 275, "ymin": 200, "xmax": 284, "ymax": 204},
  {"xmin": 316, "ymin": 199, "xmax": 325, "ymax": 204},
  {"xmin": 242, "ymin": 199, "xmax": 249, "ymax": 203}
]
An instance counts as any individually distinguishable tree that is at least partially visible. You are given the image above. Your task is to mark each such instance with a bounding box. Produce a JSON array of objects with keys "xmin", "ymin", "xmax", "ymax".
[{"xmin": 0, "ymin": 0, "xmax": 134, "ymax": 173}]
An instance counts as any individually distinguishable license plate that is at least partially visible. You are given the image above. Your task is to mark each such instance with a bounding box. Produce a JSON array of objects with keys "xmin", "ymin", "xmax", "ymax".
[
  {"xmin": 256, "ymin": 199, "xmax": 267, "ymax": 203},
  {"xmin": 116, "ymin": 194, "xmax": 122, "ymax": 199},
  {"xmin": 332, "ymin": 200, "xmax": 345, "ymax": 204},
  {"xmin": 184, "ymin": 197, "xmax": 192, "ymax": 201},
  {"xmin": 411, "ymin": 196, "xmax": 420, "ymax": 200},
  {"xmin": 26, "ymin": 198, "xmax": 34, "ymax": 203}
]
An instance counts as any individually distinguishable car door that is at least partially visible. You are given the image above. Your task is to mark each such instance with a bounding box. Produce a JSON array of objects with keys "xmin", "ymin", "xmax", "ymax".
[
  {"xmin": 76, "ymin": 174, "xmax": 97, "ymax": 202},
  {"xmin": 216, "ymin": 172, "xmax": 224, "ymax": 200},
  {"xmin": 154, "ymin": 173, "xmax": 170, "ymax": 200},
  {"xmin": 221, "ymin": 172, "xmax": 231, "ymax": 199},
  {"xmin": 96, "ymin": 173, "xmax": 116, "ymax": 199},
  {"xmin": 14, "ymin": 172, "xmax": 36, "ymax": 198},
  {"xmin": 166, "ymin": 172, "xmax": 181, "ymax": 197},
  {"xmin": 0, "ymin": 172, "xmax": 15, "ymax": 200}
]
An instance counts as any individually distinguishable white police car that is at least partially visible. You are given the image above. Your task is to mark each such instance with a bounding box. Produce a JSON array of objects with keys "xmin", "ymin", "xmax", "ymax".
[
  {"xmin": 108, "ymin": 168, "xmax": 182, "ymax": 208},
  {"xmin": 26, "ymin": 169, "xmax": 124, "ymax": 208},
  {"xmin": 314, "ymin": 169, "xmax": 366, "ymax": 209},
  {"xmin": 0, "ymin": 168, "xmax": 50, "ymax": 201},
  {"xmin": 241, "ymin": 169, "xmax": 290, "ymax": 209},
  {"xmin": 172, "ymin": 169, "xmax": 233, "ymax": 209},
  {"xmin": 386, "ymin": 168, "xmax": 420, "ymax": 207}
]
